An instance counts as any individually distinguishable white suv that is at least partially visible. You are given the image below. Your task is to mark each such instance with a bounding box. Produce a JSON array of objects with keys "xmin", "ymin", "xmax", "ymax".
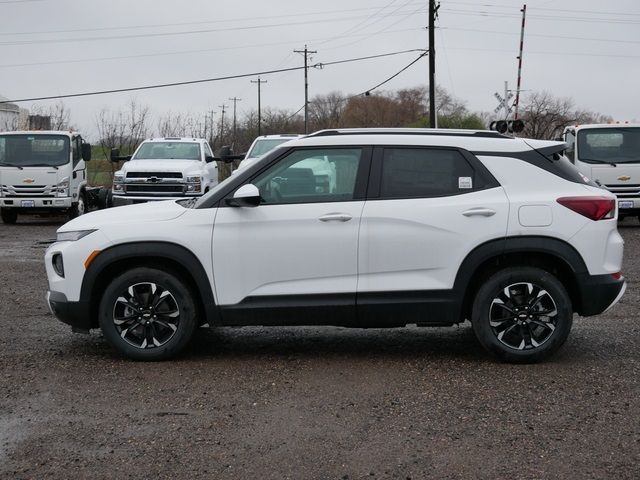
[
  {"xmin": 45, "ymin": 128, "xmax": 626, "ymax": 363},
  {"xmin": 236, "ymin": 134, "xmax": 302, "ymax": 172}
]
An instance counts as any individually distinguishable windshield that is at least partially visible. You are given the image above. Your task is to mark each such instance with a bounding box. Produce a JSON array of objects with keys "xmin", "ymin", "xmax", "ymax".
[
  {"xmin": 577, "ymin": 127, "xmax": 640, "ymax": 164},
  {"xmin": 133, "ymin": 142, "xmax": 201, "ymax": 160},
  {"xmin": 246, "ymin": 138, "xmax": 292, "ymax": 158},
  {"xmin": 0, "ymin": 134, "xmax": 70, "ymax": 167}
]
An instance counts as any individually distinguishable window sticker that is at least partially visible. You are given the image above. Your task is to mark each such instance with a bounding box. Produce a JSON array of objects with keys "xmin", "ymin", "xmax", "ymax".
[{"xmin": 458, "ymin": 177, "xmax": 473, "ymax": 189}]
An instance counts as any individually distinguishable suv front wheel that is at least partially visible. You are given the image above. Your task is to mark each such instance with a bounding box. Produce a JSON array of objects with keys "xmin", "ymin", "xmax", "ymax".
[
  {"xmin": 471, "ymin": 267, "xmax": 573, "ymax": 363},
  {"xmin": 98, "ymin": 267, "xmax": 198, "ymax": 360}
]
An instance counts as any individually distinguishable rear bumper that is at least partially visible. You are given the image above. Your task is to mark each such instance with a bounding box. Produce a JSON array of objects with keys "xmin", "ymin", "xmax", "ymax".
[
  {"xmin": 576, "ymin": 273, "xmax": 626, "ymax": 316},
  {"xmin": 46, "ymin": 290, "xmax": 93, "ymax": 332}
]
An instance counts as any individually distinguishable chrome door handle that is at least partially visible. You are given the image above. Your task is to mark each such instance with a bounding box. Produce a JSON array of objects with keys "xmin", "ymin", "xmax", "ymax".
[
  {"xmin": 462, "ymin": 207, "xmax": 496, "ymax": 217},
  {"xmin": 319, "ymin": 213, "xmax": 353, "ymax": 222}
]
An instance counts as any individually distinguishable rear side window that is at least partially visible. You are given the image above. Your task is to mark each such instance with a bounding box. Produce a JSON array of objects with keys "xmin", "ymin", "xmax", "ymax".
[{"xmin": 380, "ymin": 148, "xmax": 478, "ymax": 198}]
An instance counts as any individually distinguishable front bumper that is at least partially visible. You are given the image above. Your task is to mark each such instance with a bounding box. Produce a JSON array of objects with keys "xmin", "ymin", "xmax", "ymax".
[
  {"xmin": 46, "ymin": 290, "xmax": 93, "ymax": 332},
  {"xmin": 576, "ymin": 273, "xmax": 626, "ymax": 316},
  {"xmin": 1, "ymin": 196, "xmax": 72, "ymax": 209},
  {"xmin": 112, "ymin": 194, "xmax": 200, "ymax": 206}
]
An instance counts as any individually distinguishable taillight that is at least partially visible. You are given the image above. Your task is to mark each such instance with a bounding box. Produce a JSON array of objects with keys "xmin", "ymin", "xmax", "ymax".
[
  {"xmin": 611, "ymin": 272, "xmax": 622, "ymax": 280},
  {"xmin": 556, "ymin": 196, "xmax": 615, "ymax": 220}
]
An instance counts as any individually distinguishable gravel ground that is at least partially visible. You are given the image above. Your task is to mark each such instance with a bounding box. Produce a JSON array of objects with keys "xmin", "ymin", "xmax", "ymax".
[{"xmin": 0, "ymin": 216, "xmax": 638, "ymax": 480}]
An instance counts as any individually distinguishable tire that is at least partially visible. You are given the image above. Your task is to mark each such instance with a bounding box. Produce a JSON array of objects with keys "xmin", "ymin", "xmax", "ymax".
[
  {"xmin": 98, "ymin": 267, "xmax": 198, "ymax": 361},
  {"xmin": 471, "ymin": 267, "xmax": 573, "ymax": 363},
  {"xmin": 68, "ymin": 191, "xmax": 86, "ymax": 219},
  {"xmin": 0, "ymin": 208, "xmax": 17, "ymax": 224}
]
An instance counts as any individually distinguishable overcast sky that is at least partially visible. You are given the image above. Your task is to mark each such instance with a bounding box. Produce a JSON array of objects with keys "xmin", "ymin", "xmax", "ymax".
[{"xmin": 1, "ymin": 0, "xmax": 639, "ymax": 140}]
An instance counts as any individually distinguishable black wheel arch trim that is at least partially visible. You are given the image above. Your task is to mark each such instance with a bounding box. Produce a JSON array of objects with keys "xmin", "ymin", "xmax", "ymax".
[
  {"xmin": 454, "ymin": 235, "xmax": 590, "ymax": 318},
  {"xmin": 80, "ymin": 241, "xmax": 218, "ymax": 328}
]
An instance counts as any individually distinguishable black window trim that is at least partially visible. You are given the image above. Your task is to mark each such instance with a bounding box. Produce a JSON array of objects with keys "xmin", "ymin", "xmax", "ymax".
[
  {"xmin": 367, "ymin": 145, "xmax": 500, "ymax": 200},
  {"xmin": 207, "ymin": 145, "xmax": 373, "ymax": 208}
]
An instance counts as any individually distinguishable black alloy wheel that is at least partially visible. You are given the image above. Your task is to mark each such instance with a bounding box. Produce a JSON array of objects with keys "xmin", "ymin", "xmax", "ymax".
[
  {"xmin": 99, "ymin": 267, "xmax": 198, "ymax": 360},
  {"xmin": 472, "ymin": 267, "xmax": 573, "ymax": 363}
]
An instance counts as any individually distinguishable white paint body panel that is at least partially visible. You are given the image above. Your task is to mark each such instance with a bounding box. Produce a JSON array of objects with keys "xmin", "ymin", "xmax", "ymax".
[
  {"xmin": 358, "ymin": 188, "xmax": 509, "ymax": 292},
  {"xmin": 212, "ymin": 202, "xmax": 364, "ymax": 305}
]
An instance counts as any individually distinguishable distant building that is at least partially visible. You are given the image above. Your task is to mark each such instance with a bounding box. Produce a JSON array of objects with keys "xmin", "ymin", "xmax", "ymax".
[{"xmin": 0, "ymin": 94, "xmax": 20, "ymax": 131}]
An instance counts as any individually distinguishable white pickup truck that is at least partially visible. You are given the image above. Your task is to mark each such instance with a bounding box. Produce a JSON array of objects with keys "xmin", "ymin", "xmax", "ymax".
[{"xmin": 111, "ymin": 137, "xmax": 219, "ymax": 206}]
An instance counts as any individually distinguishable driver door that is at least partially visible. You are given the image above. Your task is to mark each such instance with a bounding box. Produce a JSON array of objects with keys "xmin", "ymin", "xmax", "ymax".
[{"xmin": 212, "ymin": 146, "xmax": 370, "ymax": 325}]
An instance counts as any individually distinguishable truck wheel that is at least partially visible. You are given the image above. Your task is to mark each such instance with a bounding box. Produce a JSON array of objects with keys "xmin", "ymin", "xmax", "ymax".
[
  {"xmin": 98, "ymin": 267, "xmax": 198, "ymax": 361},
  {"xmin": 68, "ymin": 191, "xmax": 86, "ymax": 219},
  {"xmin": 0, "ymin": 208, "xmax": 17, "ymax": 224},
  {"xmin": 471, "ymin": 267, "xmax": 573, "ymax": 363}
]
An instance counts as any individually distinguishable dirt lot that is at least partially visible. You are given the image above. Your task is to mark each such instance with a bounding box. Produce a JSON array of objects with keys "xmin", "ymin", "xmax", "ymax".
[{"xmin": 0, "ymin": 216, "xmax": 638, "ymax": 480}]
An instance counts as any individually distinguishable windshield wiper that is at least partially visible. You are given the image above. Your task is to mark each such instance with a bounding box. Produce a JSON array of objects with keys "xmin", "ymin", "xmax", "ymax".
[
  {"xmin": 23, "ymin": 163, "xmax": 59, "ymax": 169},
  {"xmin": 581, "ymin": 158, "xmax": 617, "ymax": 167},
  {"xmin": 0, "ymin": 162, "xmax": 23, "ymax": 169}
]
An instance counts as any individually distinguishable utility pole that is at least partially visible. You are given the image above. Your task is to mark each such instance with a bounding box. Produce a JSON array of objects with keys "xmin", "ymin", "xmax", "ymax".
[
  {"xmin": 251, "ymin": 77, "xmax": 267, "ymax": 136},
  {"xmin": 514, "ymin": 4, "xmax": 527, "ymax": 120},
  {"xmin": 294, "ymin": 44, "xmax": 317, "ymax": 134},
  {"xmin": 228, "ymin": 96, "xmax": 242, "ymax": 144},
  {"xmin": 218, "ymin": 104, "xmax": 227, "ymax": 143},
  {"xmin": 428, "ymin": 0, "xmax": 439, "ymax": 128},
  {"xmin": 208, "ymin": 110, "xmax": 215, "ymax": 145}
]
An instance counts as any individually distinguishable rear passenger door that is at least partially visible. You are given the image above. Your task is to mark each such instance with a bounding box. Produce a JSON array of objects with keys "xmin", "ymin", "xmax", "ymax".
[{"xmin": 358, "ymin": 146, "xmax": 509, "ymax": 297}]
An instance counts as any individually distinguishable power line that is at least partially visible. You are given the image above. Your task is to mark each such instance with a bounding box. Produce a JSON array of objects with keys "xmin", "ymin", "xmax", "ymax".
[
  {"xmin": 0, "ymin": 48, "xmax": 425, "ymax": 104},
  {"xmin": 0, "ymin": 27, "xmax": 424, "ymax": 69},
  {"xmin": 440, "ymin": 26, "xmax": 640, "ymax": 46},
  {"xmin": 0, "ymin": 2, "xmax": 424, "ymax": 36},
  {"xmin": 0, "ymin": 10, "xmax": 427, "ymax": 46},
  {"xmin": 285, "ymin": 50, "xmax": 427, "ymax": 121},
  {"xmin": 439, "ymin": 8, "xmax": 640, "ymax": 25},
  {"xmin": 443, "ymin": 1, "xmax": 640, "ymax": 17}
]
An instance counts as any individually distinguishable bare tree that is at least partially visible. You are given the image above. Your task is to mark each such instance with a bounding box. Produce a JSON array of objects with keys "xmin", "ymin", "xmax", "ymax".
[
  {"xmin": 27, "ymin": 101, "xmax": 72, "ymax": 130},
  {"xmin": 93, "ymin": 100, "xmax": 150, "ymax": 185},
  {"xmin": 518, "ymin": 91, "xmax": 611, "ymax": 139},
  {"xmin": 309, "ymin": 91, "xmax": 347, "ymax": 130}
]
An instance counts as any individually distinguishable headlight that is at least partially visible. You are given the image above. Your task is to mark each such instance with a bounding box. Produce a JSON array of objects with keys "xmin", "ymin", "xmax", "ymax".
[
  {"xmin": 186, "ymin": 176, "xmax": 202, "ymax": 183},
  {"xmin": 56, "ymin": 229, "xmax": 97, "ymax": 242},
  {"xmin": 56, "ymin": 177, "xmax": 69, "ymax": 197},
  {"xmin": 113, "ymin": 174, "xmax": 124, "ymax": 183}
]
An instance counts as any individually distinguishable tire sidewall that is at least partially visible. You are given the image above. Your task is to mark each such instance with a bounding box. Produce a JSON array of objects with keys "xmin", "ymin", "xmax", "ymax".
[
  {"xmin": 472, "ymin": 267, "xmax": 573, "ymax": 363},
  {"xmin": 98, "ymin": 267, "xmax": 198, "ymax": 361}
]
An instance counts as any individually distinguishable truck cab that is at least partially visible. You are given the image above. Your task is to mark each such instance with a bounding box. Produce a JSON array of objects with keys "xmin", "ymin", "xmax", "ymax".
[
  {"xmin": 0, "ymin": 130, "xmax": 91, "ymax": 224},
  {"xmin": 111, "ymin": 137, "xmax": 218, "ymax": 206},
  {"xmin": 563, "ymin": 123, "xmax": 640, "ymax": 218}
]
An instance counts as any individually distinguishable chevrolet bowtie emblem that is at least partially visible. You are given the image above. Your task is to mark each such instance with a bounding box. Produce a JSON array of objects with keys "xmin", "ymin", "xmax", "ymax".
[
  {"xmin": 23, "ymin": 178, "xmax": 35, "ymax": 184},
  {"xmin": 618, "ymin": 175, "xmax": 631, "ymax": 181}
]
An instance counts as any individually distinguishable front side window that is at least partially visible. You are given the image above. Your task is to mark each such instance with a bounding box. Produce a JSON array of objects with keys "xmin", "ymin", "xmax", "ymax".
[
  {"xmin": 0, "ymin": 134, "xmax": 70, "ymax": 167},
  {"xmin": 133, "ymin": 142, "xmax": 201, "ymax": 161},
  {"xmin": 252, "ymin": 148, "xmax": 362, "ymax": 204},
  {"xmin": 380, "ymin": 148, "xmax": 477, "ymax": 199}
]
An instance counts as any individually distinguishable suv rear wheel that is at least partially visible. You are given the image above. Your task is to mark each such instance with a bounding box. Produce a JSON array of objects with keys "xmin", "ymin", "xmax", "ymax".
[
  {"xmin": 471, "ymin": 267, "xmax": 573, "ymax": 363},
  {"xmin": 98, "ymin": 267, "xmax": 198, "ymax": 360}
]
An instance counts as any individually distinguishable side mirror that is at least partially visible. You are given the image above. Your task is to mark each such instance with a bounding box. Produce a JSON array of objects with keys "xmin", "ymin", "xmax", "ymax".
[
  {"xmin": 219, "ymin": 145, "xmax": 233, "ymax": 164},
  {"xmin": 216, "ymin": 145, "xmax": 244, "ymax": 163},
  {"xmin": 81, "ymin": 143, "xmax": 92, "ymax": 162},
  {"xmin": 110, "ymin": 148, "xmax": 131, "ymax": 162},
  {"xmin": 205, "ymin": 155, "xmax": 215, "ymax": 163},
  {"xmin": 226, "ymin": 184, "xmax": 261, "ymax": 207}
]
